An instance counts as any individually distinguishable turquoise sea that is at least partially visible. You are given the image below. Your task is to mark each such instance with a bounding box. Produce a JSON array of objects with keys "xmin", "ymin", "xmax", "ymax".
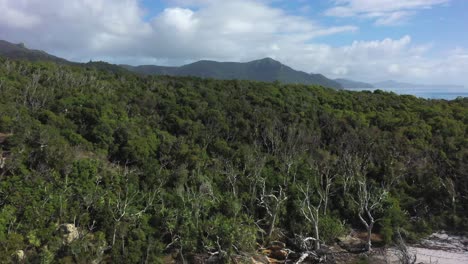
[{"xmin": 346, "ymin": 87, "xmax": 468, "ymax": 100}]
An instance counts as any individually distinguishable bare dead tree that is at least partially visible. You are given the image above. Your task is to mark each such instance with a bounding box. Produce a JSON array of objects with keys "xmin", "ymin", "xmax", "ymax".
[
  {"xmin": 0, "ymin": 153, "xmax": 6, "ymax": 170},
  {"xmin": 258, "ymin": 117, "xmax": 284, "ymax": 156},
  {"xmin": 442, "ymin": 177, "xmax": 457, "ymax": 215},
  {"xmin": 258, "ymin": 179, "xmax": 288, "ymax": 240},
  {"xmin": 308, "ymin": 150, "xmax": 338, "ymax": 215},
  {"xmin": 108, "ymin": 167, "xmax": 161, "ymax": 247},
  {"xmin": 349, "ymin": 176, "xmax": 388, "ymax": 251},
  {"xmin": 337, "ymin": 129, "xmax": 376, "ymax": 196},
  {"xmin": 109, "ymin": 188, "xmax": 137, "ymax": 246},
  {"xmin": 339, "ymin": 150, "xmax": 357, "ymax": 195},
  {"xmin": 221, "ymin": 159, "xmax": 239, "ymax": 198},
  {"xmin": 395, "ymin": 229, "xmax": 417, "ymax": 264},
  {"xmin": 242, "ymin": 145, "xmax": 266, "ymax": 214},
  {"xmin": 22, "ymin": 72, "xmax": 40, "ymax": 107},
  {"xmin": 182, "ymin": 186, "xmax": 207, "ymax": 232},
  {"xmin": 21, "ymin": 71, "xmax": 53, "ymax": 111},
  {"xmin": 299, "ymin": 181, "xmax": 322, "ymax": 250},
  {"xmin": 339, "ymin": 148, "xmax": 373, "ymax": 195},
  {"xmin": 278, "ymin": 125, "xmax": 310, "ymax": 185}
]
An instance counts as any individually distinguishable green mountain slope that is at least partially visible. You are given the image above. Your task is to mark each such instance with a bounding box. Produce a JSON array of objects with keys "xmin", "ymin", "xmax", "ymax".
[
  {"xmin": 335, "ymin": 78, "xmax": 374, "ymax": 88},
  {"xmin": 0, "ymin": 40, "xmax": 71, "ymax": 64},
  {"xmin": 0, "ymin": 40, "xmax": 131, "ymax": 74},
  {"xmin": 0, "ymin": 39, "xmax": 342, "ymax": 89},
  {"xmin": 123, "ymin": 57, "xmax": 344, "ymax": 89}
]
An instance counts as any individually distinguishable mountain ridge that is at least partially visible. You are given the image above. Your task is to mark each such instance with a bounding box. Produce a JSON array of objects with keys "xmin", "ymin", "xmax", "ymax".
[
  {"xmin": 10, "ymin": 39, "xmax": 464, "ymax": 90},
  {"xmin": 122, "ymin": 57, "xmax": 344, "ymax": 89},
  {"xmin": 0, "ymin": 40, "xmax": 71, "ymax": 64},
  {"xmin": 335, "ymin": 78, "xmax": 374, "ymax": 88},
  {"xmin": 0, "ymin": 39, "xmax": 343, "ymax": 89},
  {"xmin": 0, "ymin": 40, "xmax": 132, "ymax": 74}
]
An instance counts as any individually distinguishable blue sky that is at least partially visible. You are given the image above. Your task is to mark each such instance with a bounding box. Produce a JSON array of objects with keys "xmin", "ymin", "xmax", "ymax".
[
  {"xmin": 0, "ymin": 0, "xmax": 467, "ymax": 86},
  {"xmin": 141, "ymin": 0, "xmax": 468, "ymax": 50}
]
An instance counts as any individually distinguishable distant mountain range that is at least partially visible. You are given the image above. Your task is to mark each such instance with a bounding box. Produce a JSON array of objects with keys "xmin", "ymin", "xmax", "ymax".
[
  {"xmin": 0, "ymin": 39, "xmax": 343, "ymax": 89},
  {"xmin": 122, "ymin": 58, "xmax": 344, "ymax": 89},
  {"xmin": 1, "ymin": 39, "xmax": 463, "ymax": 91},
  {"xmin": 334, "ymin": 78, "xmax": 374, "ymax": 88},
  {"xmin": 373, "ymin": 80, "xmax": 464, "ymax": 89}
]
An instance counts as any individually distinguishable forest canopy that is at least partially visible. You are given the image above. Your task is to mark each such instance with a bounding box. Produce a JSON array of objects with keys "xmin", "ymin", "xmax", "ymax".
[{"xmin": 0, "ymin": 57, "xmax": 467, "ymax": 263}]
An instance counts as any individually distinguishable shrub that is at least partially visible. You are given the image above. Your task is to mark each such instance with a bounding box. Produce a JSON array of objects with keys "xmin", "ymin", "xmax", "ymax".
[{"xmin": 319, "ymin": 215, "xmax": 346, "ymax": 244}]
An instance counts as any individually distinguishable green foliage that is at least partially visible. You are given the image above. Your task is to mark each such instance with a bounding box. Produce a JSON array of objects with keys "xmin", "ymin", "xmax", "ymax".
[
  {"xmin": 0, "ymin": 57, "xmax": 466, "ymax": 262},
  {"xmin": 0, "ymin": 233, "xmax": 25, "ymax": 262},
  {"xmin": 204, "ymin": 214, "xmax": 257, "ymax": 253},
  {"xmin": 27, "ymin": 230, "xmax": 41, "ymax": 247},
  {"xmin": 354, "ymin": 255, "xmax": 370, "ymax": 264},
  {"xmin": 379, "ymin": 197, "xmax": 407, "ymax": 244},
  {"xmin": 319, "ymin": 215, "xmax": 347, "ymax": 244},
  {"xmin": 0, "ymin": 205, "xmax": 16, "ymax": 241}
]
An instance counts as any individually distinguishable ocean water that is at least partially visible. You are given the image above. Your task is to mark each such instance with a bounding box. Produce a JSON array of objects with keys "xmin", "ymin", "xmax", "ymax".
[{"xmin": 346, "ymin": 87, "xmax": 468, "ymax": 100}]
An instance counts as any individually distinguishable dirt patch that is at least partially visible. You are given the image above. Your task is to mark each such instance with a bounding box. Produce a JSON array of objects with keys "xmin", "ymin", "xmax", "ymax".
[{"xmin": 354, "ymin": 231, "xmax": 384, "ymax": 243}]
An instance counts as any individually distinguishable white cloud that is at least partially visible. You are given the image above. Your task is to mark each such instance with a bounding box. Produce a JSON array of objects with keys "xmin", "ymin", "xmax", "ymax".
[
  {"xmin": 0, "ymin": 0, "xmax": 466, "ymax": 86},
  {"xmin": 0, "ymin": 0, "xmax": 152, "ymax": 59},
  {"xmin": 375, "ymin": 11, "xmax": 413, "ymax": 25},
  {"xmin": 145, "ymin": 0, "xmax": 358, "ymax": 61},
  {"xmin": 0, "ymin": 0, "xmax": 358, "ymax": 62},
  {"xmin": 326, "ymin": 0, "xmax": 450, "ymax": 25},
  {"xmin": 271, "ymin": 35, "xmax": 468, "ymax": 86},
  {"xmin": 158, "ymin": 8, "xmax": 198, "ymax": 32}
]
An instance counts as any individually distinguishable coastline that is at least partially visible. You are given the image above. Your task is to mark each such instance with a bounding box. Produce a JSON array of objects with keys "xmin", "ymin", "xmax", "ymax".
[{"xmin": 345, "ymin": 87, "xmax": 468, "ymax": 100}]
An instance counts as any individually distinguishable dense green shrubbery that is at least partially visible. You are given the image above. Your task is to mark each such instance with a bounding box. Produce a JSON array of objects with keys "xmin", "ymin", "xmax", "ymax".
[
  {"xmin": 0, "ymin": 57, "xmax": 467, "ymax": 262},
  {"xmin": 319, "ymin": 215, "xmax": 347, "ymax": 244}
]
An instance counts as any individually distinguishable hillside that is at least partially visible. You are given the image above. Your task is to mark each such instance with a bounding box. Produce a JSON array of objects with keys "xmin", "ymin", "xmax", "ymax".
[
  {"xmin": 335, "ymin": 78, "xmax": 374, "ymax": 88},
  {"xmin": 0, "ymin": 40, "xmax": 71, "ymax": 64},
  {"xmin": 0, "ymin": 40, "xmax": 132, "ymax": 75},
  {"xmin": 0, "ymin": 39, "xmax": 342, "ymax": 89},
  {"xmin": 123, "ymin": 57, "xmax": 344, "ymax": 89},
  {"xmin": 0, "ymin": 58, "xmax": 467, "ymax": 262}
]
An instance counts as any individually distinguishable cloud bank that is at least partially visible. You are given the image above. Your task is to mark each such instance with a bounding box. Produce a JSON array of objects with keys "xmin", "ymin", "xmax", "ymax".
[
  {"xmin": 325, "ymin": 0, "xmax": 450, "ymax": 25},
  {"xmin": 0, "ymin": 0, "xmax": 466, "ymax": 85}
]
